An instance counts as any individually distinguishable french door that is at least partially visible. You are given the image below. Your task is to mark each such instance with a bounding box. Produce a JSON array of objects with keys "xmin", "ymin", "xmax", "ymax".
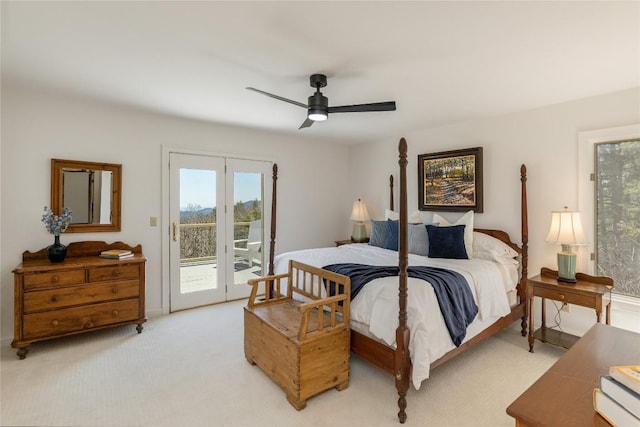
[{"xmin": 169, "ymin": 153, "xmax": 272, "ymax": 312}]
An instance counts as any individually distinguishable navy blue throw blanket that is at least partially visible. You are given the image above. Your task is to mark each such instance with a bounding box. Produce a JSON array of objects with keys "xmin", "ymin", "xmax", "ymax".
[{"xmin": 322, "ymin": 263, "xmax": 478, "ymax": 346}]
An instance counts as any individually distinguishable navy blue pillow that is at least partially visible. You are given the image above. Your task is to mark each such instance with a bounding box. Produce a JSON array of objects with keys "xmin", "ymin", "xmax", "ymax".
[
  {"xmin": 369, "ymin": 220, "xmax": 388, "ymax": 248},
  {"xmin": 384, "ymin": 219, "xmax": 399, "ymax": 251},
  {"xmin": 426, "ymin": 225, "xmax": 469, "ymax": 259}
]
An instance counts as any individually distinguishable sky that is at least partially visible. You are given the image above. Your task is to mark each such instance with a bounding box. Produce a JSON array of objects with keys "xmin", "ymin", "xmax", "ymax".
[{"xmin": 180, "ymin": 169, "xmax": 261, "ymax": 210}]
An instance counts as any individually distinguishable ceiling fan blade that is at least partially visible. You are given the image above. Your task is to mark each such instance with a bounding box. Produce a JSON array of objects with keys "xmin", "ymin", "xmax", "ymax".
[
  {"xmin": 245, "ymin": 87, "xmax": 307, "ymax": 109},
  {"xmin": 298, "ymin": 117, "xmax": 314, "ymax": 129},
  {"xmin": 328, "ymin": 101, "xmax": 396, "ymax": 114}
]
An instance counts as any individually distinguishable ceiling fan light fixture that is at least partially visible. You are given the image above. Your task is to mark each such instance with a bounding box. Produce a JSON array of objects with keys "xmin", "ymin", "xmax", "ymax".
[
  {"xmin": 308, "ymin": 109, "xmax": 328, "ymax": 121},
  {"xmin": 246, "ymin": 73, "xmax": 397, "ymax": 130},
  {"xmin": 308, "ymin": 92, "xmax": 328, "ymax": 121}
]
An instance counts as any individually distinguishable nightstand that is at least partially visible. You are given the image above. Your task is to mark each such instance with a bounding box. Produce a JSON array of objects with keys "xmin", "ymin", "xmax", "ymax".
[
  {"xmin": 527, "ymin": 267, "xmax": 613, "ymax": 352},
  {"xmin": 335, "ymin": 238, "xmax": 369, "ymax": 247}
]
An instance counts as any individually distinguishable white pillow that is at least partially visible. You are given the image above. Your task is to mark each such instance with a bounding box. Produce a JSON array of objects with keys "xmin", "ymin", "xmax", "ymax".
[
  {"xmin": 472, "ymin": 231, "xmax": 518, "ymax": 258},
  {"xmin": 473, "ymin": 232, "xmax": 519, "ymax": 265},
  {"xmin": 432, "ymin": 210, "xmax": 474, "ymax": 258},
  {"xmin": 475, "ymin": 250, "xmax": 519, "ymax": 265},
  {"xmin": 385, "ymin": 209, "xmax": 422, "ymax": 223}
]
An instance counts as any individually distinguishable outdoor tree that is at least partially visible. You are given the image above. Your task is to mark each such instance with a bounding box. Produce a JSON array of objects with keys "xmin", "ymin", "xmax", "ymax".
[{"xmin": 596, "ymin": 140, "xmax": 640, "ymax": 297}]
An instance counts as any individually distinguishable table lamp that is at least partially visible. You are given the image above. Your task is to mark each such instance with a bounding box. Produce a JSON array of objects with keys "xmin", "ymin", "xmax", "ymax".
[
  {"xmin": 350, "ymin": 199, "xmax": 370, "ymax": 243},
  {"xmin": 545, "ymin": 207, "xmax": 588, "ymax": 283}
]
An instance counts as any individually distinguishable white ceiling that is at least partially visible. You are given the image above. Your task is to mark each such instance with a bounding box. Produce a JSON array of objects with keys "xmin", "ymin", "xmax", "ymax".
[{"xmin": 2, "ymin": 1, "xmax": 638, "ymax": 145}]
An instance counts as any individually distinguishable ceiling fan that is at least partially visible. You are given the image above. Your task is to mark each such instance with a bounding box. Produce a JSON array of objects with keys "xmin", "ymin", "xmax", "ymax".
[{"xmin": 246, "ymin": 74, "xmax": 396, "ymax": 129}]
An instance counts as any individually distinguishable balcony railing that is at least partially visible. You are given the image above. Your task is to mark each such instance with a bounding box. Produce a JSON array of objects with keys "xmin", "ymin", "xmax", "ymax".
[{"xmin": 179, "ymin": 221, "xmax": 254, "ymax": 265}]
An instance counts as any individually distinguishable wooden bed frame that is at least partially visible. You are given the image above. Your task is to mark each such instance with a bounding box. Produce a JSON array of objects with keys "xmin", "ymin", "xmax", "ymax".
[{"xmin": 265, "ymin": 138, "xmax": 529, "ymax": 423}]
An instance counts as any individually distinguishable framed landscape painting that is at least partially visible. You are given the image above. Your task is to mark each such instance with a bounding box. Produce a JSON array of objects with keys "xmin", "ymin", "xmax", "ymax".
[{"xmin": 418, "ymin": 147, "xmax": 483, "ymax": 212}]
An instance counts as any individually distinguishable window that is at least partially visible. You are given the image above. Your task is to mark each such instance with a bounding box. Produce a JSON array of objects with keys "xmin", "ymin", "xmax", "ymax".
[
  {"xmin": 578, "ymin": 125, "xmax": 640, "ymax": 301},
  {"xmin": 594, "ymin": 139, "xmax": 640, "ymax": 298}
]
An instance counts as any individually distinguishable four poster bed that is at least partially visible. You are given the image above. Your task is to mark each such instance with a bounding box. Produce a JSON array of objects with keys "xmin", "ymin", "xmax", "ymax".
[{"xmin": 261, "ymin": 138, "xmax": 529, "ymax": 423}]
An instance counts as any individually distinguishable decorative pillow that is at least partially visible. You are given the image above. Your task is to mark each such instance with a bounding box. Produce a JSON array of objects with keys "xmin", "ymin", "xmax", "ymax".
[
  {"xmin": 474, "ymin": 250, "xmax": 519, "ymax": 265},
  {"xmin": 408, "ymin": 223, "xmax": 429, "ymax": 256},
  {"xmin": 472, "ymin": 231, "xmax": 518, "ymax": 259},
  {"xmin": 432, "ymin": 210, "xmax": 474, "ymax": 258},
  {"xmin": 385, "ymin": 209, "xmax": 423, "ymax": 223},
  {"xmin": 368, "ymin": 220, "xmax": 388, "ymax": 248},
  {"xmin": 426, "ymin": 225, "xmax": 469, "ymax": 259},
  {"xmin": 384, "ymin": 220, "xmax": 399, "ymax": 251},
  {"xmin": 473, "ymin": 231, "xmax": 519, "ymax": 266}
]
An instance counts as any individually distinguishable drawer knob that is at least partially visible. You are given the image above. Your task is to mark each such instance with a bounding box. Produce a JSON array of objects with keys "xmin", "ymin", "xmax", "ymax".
[
  {"xmin": 51, "ymin": 320, "xmax": 59, "ymax": 327},
  {"xmin": 560, "ymin": 294, "xmax": 565, "ymax": 300},
  {"xmin": 83, "ymin": 322, "xmax": 93, "ymax": 329},
  {"xmin": 112, "ymin": 310, "xmax": 119, "ymax": 317},
  {"xmin": 112, "ymin": 287, "xmax": 119, "ymax": 294},
  {"xmin": 50, "ymin": 296, "xmax": 58, "ymax": 303},
  {"xmin": 51, "ymin": 276, "xmax": 59, "ymax": 283}
]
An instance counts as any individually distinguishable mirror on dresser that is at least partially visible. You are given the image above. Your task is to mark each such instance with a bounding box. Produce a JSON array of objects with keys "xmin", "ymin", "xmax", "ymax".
[{"xmin": 51, "ymin": 159, "xmax": 122, "ymax": 232}]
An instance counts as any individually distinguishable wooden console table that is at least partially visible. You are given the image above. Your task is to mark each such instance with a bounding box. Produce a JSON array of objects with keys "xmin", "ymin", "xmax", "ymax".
[
  {"xmin": 12, "ymin": 241, "xmax": 146, "ymax": 359},
  {"xmin": 527, "ymin": 268, "xmax": 612, "ymax": 352},
  {"xmin": 507, "ymin": 323, "xmax": 640, "ymax": 427}
]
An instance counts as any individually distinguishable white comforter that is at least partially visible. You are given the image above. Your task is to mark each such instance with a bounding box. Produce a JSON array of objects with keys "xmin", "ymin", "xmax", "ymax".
[{"xmin": 273, "ymin": 243, "xmax": 517, "ymax": 389}]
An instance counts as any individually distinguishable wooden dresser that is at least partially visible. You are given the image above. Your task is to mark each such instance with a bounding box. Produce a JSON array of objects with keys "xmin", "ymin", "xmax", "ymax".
[
  {"xmin": 507, "ymin": 323, "xmax": 640, "ymax": 426},
  {"xmin": 11, "ymin": 241, "xmax": 146, "ymax": 359}
]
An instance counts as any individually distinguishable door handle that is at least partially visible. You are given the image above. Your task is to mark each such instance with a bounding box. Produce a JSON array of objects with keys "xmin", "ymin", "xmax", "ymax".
[{"xmin": 173, "ymin": 222, "xmax": 178, "ymax": 241}]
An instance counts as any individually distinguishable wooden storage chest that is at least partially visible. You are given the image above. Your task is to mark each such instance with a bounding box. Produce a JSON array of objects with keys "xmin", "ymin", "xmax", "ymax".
[
  {"xmin": 12, "ymin": 241, "xmax": 146, "ymax": 359},
  {"xmin": 244, "ymin": 260, "xmax": 351, "ymax": 410}
]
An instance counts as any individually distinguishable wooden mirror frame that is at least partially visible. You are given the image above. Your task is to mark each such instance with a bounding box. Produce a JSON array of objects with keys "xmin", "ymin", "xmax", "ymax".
[{"xmin": 51, "ymin": 159, "xmax": 122, "ymax": 233}]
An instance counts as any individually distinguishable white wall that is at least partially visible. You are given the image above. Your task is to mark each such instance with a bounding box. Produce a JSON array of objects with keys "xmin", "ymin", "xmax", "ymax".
[
  {"xmin": 0, "ymin": 80, "xmax": 350, "ymax": 340},
  {"xmin": 3, "ymin": 81, "xmax": 638, "ymax": 342},
  {"xmin": 348, "ymin": 87, "xmax": 640, "ymax": 336}
]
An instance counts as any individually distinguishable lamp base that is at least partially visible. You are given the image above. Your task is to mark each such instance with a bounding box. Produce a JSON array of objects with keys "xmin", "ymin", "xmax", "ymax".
[
  {"xmin": 351, "ymin": 222, "xmax": 368, "ymax": 243},
  {"xmin": 557, "ymin": 249, "xmax": 577, "ymax": 284}
]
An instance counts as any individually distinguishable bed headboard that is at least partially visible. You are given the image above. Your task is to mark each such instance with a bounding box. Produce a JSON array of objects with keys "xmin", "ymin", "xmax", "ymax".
[{"xmin": 387, "ymin": 166, "xmax": 528, "ymax": 260}]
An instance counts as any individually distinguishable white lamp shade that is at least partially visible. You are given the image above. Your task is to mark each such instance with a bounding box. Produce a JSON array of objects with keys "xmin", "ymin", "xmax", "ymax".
[
  {"xmin": 545, "ymin": 209, "xmax": 588, "ymax": 245},
  {"xmin": 350, "ymin": 199, "xmax": 370, "ymax": 222}
]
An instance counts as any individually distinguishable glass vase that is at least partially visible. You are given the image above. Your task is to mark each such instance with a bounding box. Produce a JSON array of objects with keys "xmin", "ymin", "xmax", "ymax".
[{"xmin": 47, "ymin": 235, "xmax": 67, "ymax": 263}]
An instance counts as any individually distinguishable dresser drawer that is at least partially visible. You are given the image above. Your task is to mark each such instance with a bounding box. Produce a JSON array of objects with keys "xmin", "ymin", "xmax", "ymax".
[
  {"xmin": 23, "ymin": 280, "xmax": 141, "ymax": 314},
  {"xmin": 23, "ymin": 299, "xmax": 140, "ymax": 340},
  {"xmin": 535, "ymin": 286, "xmax": 595, "ymax": 307},
  {"xmin": 23, "ymin": 270, "xmax": 86, "ymax": 291},
  {"xmin": 89, "ymin": 264, "xmax": 139, "ymax": 282}
]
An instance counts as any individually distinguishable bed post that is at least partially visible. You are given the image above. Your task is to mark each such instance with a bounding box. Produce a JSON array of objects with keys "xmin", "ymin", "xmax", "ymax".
[
  {"xmin": 520, "ymin": 164, "xmax": 528, "ymax": 336},
  {"xmin": 389, "ymin": 174, "xmax": 394, "ymax": 212},
  {"xmin": 268, "ymin": 163, "xmax": 278, "ymax": 297},
  {"xmin": 395, "ymin": 138, "xmax": 410, "ymax": 424}
]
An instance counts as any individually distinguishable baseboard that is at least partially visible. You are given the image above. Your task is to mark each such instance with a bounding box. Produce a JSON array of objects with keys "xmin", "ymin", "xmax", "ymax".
[
  {"xmin": 1, "ymin": 336, "xmax": 12, "ymax": 348},
  {"xmin": 146, "ymin": 308, "xmax": 163, "ymax": 318}
]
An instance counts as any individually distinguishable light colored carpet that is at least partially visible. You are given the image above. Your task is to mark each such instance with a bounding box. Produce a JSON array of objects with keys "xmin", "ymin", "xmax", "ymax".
[{"xmin": 0, "ymin": 300, "xmax": 563, "ymax": 427}]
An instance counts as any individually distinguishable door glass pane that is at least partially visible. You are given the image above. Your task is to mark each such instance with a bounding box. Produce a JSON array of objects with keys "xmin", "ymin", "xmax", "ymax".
[
  {"xmin": 233, "ymin": 172, "xmax": 263, "ymax": 285},
  {"xmin": 595, "ymin": 139, "xmax": 640, "ymax": 298},
  {"xmin": 179, "ymin": 168, "xmax": 217, "ymax": 294}
]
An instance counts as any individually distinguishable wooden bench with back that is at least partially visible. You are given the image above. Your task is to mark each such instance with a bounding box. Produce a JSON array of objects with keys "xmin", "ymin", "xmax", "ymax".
[{"xmin": 243, "ymin": 260, "xmax": 351, "ymax": 410}]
